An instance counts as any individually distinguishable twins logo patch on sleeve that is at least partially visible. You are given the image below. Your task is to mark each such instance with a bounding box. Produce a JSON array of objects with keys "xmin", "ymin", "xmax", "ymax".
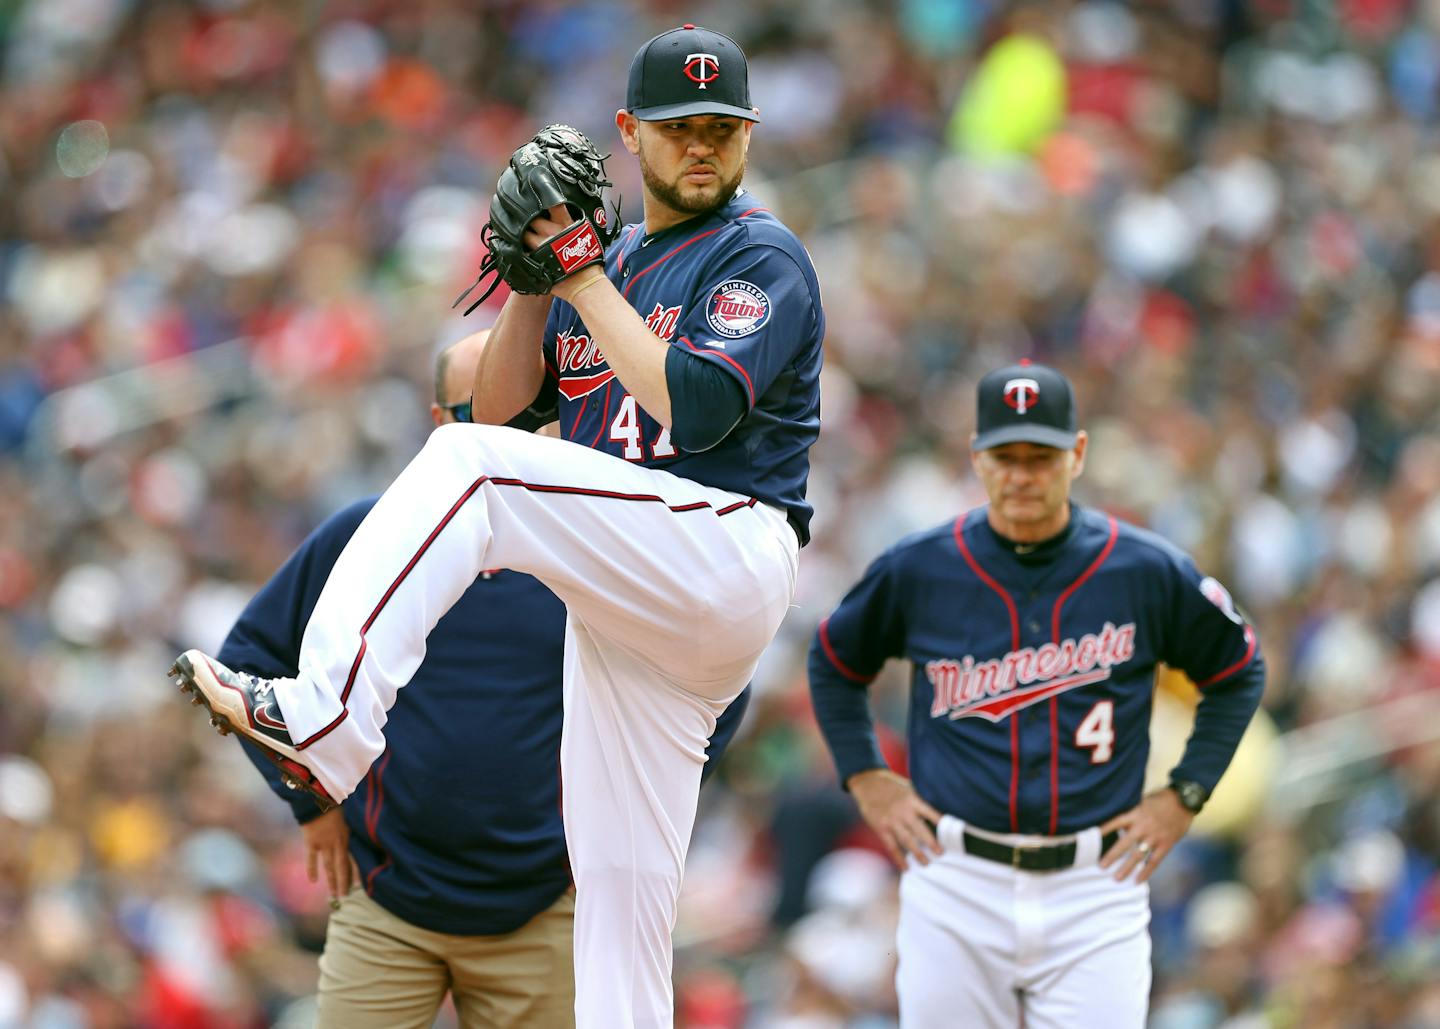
[
  {"xmin": 707, "ymin": 280, "xmax": 771, "ymax": 338},
  {"xmin": 1199, "ymin": 576, "xmax": 1244, "ymax": 624}
]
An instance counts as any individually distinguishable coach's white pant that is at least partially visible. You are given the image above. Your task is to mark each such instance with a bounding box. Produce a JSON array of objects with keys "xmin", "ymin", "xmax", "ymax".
[
  {"xmin": 272, "ymin": 425, "xmax": 799, "ymax": 1029},
  {"xmin": 897, "ymin": 816, "xmax": 1151, "ymax": 1029}
]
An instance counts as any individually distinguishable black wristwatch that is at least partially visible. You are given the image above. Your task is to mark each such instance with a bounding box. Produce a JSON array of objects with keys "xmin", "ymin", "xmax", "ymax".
[{"xmin": 1168, "ymin": 778, "xmax": 1209, "ymax": 815}]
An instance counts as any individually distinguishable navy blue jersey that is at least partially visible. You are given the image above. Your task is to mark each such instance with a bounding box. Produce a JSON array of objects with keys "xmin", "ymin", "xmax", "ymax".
[
  {"xmin": 531, "ymin": 190, "xmax": 824, "ymax": 544},
  {"xmin": 809, "ymin": 505, "xmax": 1264, "ymax": 835},
  {"xmin": 221, "ymin": 495, "xmax": 751, "ymax": 935}
]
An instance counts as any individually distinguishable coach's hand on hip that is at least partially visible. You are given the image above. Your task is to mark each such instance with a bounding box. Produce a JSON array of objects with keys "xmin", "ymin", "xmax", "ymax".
[
  {"xmin": 1098, "ymin": 788, "xmax": 1194, "ymax": 884},
  {"xmin": 847, "ymin": 768, "xmax": 944, "ymax": 869},
  {"xmin": 302, "ymin": 806, "xmax": 360, "ymax": 904}
]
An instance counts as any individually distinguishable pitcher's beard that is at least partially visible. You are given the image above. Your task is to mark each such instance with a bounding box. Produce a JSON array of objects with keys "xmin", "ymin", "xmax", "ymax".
[{"xmin": 639, "ymin": 147, "xmax": 746, "ymax": 217}]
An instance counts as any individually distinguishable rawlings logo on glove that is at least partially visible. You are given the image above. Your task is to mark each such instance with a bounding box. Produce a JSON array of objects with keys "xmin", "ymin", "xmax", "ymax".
[
  {"xmin": 554, "ymin": 224, "xmax": 604, "ymax": 272},
  {"xmin": 454, "ymin": 125, "xmax": 622, "ymax": 314}
]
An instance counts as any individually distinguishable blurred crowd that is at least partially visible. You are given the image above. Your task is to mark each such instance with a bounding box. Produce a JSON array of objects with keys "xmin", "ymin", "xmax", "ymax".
[{"xmin": 5, "ymin": 0, "xmax": 1440, "ymax": 1025}]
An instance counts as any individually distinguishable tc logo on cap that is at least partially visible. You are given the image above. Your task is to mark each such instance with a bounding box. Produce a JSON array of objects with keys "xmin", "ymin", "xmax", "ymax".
[
  {"xmin": 1003, "ymin": 378, "xmax": 1040, "ymax": 414},
  {"xmin": 684, "ymin": 52, "xmax": 720, "ymax": 88}
]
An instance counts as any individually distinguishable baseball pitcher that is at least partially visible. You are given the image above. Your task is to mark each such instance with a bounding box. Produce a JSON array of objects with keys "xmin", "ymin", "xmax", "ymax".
[{"xmin": 169, "ymin": 25, "xmax": 824, "ymax": 1029}]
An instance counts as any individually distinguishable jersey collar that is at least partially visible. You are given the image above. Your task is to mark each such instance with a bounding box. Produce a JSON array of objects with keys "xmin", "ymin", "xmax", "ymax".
[
  {"xmin": 637, "ymin": 189, "xmax": 749, "ymax": 248},
  {"xmin": 980, "ymin": 503, "xmax": 1081, "ymax": 564}
]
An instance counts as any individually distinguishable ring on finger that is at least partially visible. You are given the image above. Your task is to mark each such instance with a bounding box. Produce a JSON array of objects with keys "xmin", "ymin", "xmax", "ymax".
[{"xmin": 1136, "ymin": 841, "xmax": 1153, "ymax": 857}]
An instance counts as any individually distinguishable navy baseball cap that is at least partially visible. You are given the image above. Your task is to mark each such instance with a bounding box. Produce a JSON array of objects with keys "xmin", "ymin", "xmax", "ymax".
[
  {"xmin": 627, "ymin": 25, "xmax": 759, "ymax": 122},
  {"xmin": 972, "ymin": 360, "xmax": 1080, "ymax": 451}
]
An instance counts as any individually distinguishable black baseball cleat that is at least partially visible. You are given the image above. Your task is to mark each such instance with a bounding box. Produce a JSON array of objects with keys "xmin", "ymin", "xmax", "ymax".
[{"xmin": 169, "ymin": 650, "xmax": 337, "ymax": 811}]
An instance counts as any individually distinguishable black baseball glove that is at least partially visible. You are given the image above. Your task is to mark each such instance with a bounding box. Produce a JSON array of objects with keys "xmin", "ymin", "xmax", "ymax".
[{"xmin": 454, "ymin": 124, "xmax": 621, "ymax": 314}]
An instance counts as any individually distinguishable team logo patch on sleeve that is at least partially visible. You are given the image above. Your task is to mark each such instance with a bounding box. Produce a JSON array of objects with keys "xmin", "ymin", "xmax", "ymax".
[
  {"xmin": 706, "ymin": 280, "xmax": 771, "ymax": 338},
  {"xmin": 1199, "ymin": 576, "xmax": 1244, "ymax": 624}
]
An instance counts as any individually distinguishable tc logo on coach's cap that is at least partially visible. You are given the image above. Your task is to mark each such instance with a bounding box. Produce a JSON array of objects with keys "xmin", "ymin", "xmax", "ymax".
[
  {"xmin": 1003, "ymin": 377, "xmax": 1040, "ymax": 414},
  {"xmin": 973, "ymin": 360, "xmax": 1079, "ymax": 451}
]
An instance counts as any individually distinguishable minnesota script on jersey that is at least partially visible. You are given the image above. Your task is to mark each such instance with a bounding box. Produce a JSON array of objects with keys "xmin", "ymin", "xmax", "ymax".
[
  {"xmin": 531, "ymin": 190, "xmax": 825, "ymax": 544},
  {"xmin": 814, "ymin": 505, "xmax": 1262, "ymax": 834}
]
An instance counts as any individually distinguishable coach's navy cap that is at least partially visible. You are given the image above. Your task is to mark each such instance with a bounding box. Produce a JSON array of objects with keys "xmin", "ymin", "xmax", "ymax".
[
  {"xmin": 627, "ymin": 25, "xmax": 759, "ymax": 122},
  {"xmin": 972, "ymin": 360, "xmax": 1079, "ymax": 451}
]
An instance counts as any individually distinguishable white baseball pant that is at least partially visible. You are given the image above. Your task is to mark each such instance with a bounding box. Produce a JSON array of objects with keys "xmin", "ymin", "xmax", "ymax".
[
  {"xmin": 268, "ymin": 423, "xmax": 799, "ymax": 1029},
  {"xmin": 897, "ymin": 816, "xmax": 1151, "ymax": 1028}
]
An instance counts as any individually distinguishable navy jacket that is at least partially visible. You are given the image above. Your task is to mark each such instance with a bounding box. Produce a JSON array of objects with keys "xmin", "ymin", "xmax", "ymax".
[
  {"xmin": 810, "ymin": 505, "xmax": 1264, "ymax": 835},
  {"xmin": 221, "ymin": 496, "xmax": 750, "ymax": 935}
]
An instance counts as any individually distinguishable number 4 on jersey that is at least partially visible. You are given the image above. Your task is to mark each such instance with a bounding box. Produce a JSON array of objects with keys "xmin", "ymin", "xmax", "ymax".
[
  {"xmin": 610, "ymin": 394, "xmax": 676, "ymax": 461},
  {"xmin": 1075, "ymin": 700, "xmax": 1114, "ymax": 763}
]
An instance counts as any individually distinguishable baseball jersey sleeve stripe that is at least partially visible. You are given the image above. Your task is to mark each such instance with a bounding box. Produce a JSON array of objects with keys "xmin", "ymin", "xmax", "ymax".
[
  {"xmin": 817, "ymin": 617, "xmax": 874, "ymax": 683},
  {"xmin": 678, "ymin": 336, "xmax": 756, "ymax": 407},
  {"xmin": 1194, "ymin": 625, "xmax": 1258, "ymax": 689}
]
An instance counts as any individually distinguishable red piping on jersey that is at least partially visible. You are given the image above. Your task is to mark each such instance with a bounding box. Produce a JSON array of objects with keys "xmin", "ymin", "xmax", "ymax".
[
  {"xmin": 619, "ymin": 208, "xmax": 767, "ymax": 301},
  {"xmin": 365, "ymin": 856, "xmax": 391, "ymax": 894},
  {"xmin": 1195, "ymin": 625, "xmax": 1258, "ymax": 688},
  {"xmin": 1010, "ymin": 718, "xmax": 1021, "ymax": 831},
  {"xmin": 362, "ymin": 765, "xmax": 376, "ymax": 835},
  {"xmin": 589, "ymin": 381, "xmax": 613, "ymax": 448},
  {"xmin": 622, "ymin": 227, "xmax": 726, "ymax": 299},
  {"xmin": 365, "ymin": 751, "xmax": 391, "ymax": 842},
  {"xmin": 678, "ymin": 335, "xmax": 756, "ymax": 406},
  {"xmin": 1047, "ymin": 515, "xmax": 1119, "ymax": 833},
  {"xmin": 361, "ymin": 751, "xmax": 392, "ymax": 895},
  {"xmin": 299, "ymin": 474, "xmax": 759, "ymax": 751},
  {"xmin": 953, "ymin": 517, "xmax": 1022, "ymax": 829},
  {"xmin": 818, "ymin": 617, "xmax": 873, "ymax": 683},
  {"xmin": 953, "ymin": 521, "xmax": 1021, "ymax": 641},
  {"xmin": 543, "ymin": 356, "xmax": 559, "ymax": 380},
  {"xmin": 1048, "ymin": 699, "xmax": 1059, "ymax": 834},
  {"xmin": 569, "ymin": 394, "xmax": 588, "ymax": 437},
  {"xmin": 1050, "ymin": 516, "xmax": 1119, "ymax": 640}
]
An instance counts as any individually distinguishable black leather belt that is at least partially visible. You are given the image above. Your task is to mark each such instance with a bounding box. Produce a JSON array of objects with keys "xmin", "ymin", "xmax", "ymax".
[{"xmin": 963, "ymin": 830, "xmax": 1120, "ymax": 872}]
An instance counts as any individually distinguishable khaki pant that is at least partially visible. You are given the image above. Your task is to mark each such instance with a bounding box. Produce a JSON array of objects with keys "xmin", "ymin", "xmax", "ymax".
[{"xmin": 316, "ymin": 888, "xmax": 576, "ymax": 1029}]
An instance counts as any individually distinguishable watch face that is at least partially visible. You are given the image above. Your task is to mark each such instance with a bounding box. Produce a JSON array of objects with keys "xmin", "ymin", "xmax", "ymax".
[{"xmin": 1173, "ymin": 781, "xmax": 1206, "ymax": 813}]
